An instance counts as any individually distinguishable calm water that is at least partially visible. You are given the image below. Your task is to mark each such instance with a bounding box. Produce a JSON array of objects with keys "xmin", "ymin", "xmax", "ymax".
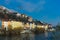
[{"xmin": 0, "ymin": 31, "xmax": 60, "ymax": 40}]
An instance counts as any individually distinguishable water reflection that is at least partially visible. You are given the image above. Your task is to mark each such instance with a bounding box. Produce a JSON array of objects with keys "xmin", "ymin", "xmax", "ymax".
[
  {"xmin": 0, "ymin": 33, "xmax": 35, "ymax": 40},
  {"xmin": 0, "ymin": 31, "xmax": 60, "ymax": 40},
  {"xmin": 45, "ymin": 31, "xmax": 48, "ymax": 38},
  {"xmin": 20, "ymin": 33, "xmax": 35, "ymax": 40}
]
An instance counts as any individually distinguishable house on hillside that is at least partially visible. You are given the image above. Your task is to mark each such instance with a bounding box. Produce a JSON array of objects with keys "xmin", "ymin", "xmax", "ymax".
[{"xmin": 0, "ymin": 6, "xmax": 51, "ymax": 31}]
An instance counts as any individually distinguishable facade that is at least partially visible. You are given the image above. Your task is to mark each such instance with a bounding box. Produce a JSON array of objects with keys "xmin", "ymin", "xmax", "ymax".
[{"xmin": 2, "ymin": 20, "xmax": 24, "ymax": 30}]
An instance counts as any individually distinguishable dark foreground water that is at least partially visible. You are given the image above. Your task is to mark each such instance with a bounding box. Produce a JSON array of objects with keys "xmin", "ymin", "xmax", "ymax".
[{"xmin": 0, "ymin": 31, "xmax": 60, "ymax": 40}]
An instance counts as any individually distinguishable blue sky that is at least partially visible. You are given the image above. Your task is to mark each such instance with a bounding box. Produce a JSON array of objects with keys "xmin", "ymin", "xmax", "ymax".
[{"xmin": 0, "ymin": 0, "xmax": 60, "ymax": 26}]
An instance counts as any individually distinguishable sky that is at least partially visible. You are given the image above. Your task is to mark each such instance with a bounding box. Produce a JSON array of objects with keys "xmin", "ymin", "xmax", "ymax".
[{"xmin": 0, "ymin": 0, "xmax": 60, "ymax": 26}]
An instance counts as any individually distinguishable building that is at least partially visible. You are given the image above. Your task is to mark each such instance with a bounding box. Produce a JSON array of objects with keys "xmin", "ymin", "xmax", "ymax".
[{"xmin": 0, "ymin": 6, "xmax": 51, "ymax": 31}]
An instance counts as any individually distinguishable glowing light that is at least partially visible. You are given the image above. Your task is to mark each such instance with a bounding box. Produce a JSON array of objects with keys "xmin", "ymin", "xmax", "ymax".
[
  {"xmin": 11, "ymin": 21, "xmax": 23, "ymax": 29},
  {"xmin": 16, "ymin": 13, "xmax": 21, "ymax": 17}
]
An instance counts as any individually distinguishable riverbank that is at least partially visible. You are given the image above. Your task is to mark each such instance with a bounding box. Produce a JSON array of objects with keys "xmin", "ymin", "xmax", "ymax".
[
  {"xmin": 0, "ymin": 29, "xmax": 34, "ymax": 36},
  {"xmin": 0, "ymin": 27, "xmax": 56, "ymax": 36}
]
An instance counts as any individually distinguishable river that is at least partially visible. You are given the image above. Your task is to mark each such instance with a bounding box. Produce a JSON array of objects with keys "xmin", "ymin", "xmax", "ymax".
[{"xmin": 0, "ymin": 31, "xmax": 60, "ymax": 40}]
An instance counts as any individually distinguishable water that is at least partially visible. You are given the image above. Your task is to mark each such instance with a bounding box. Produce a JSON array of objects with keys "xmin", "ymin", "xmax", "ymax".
[{"xmin": 0, "ymin": 31, "xmax": 60, "ymax": 40}]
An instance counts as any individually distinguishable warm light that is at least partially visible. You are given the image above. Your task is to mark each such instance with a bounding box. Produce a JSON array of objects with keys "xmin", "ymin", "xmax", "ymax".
[
  {"xmin": 22, "ymin": 15, "xmax": 25, "ymax": 17},
  {"xmin": 24, "ymin": 23, "xmax": 30, "ymax": 28},
  {"xmin": 11, "ymin": 21, "xmax": 23, "ymax": 29},
  {"xmin": 44, "ymin": 25, "xmax": 48, "ymax": 30},
  {"xmin": 37, "ymin": 25, "xmax": 44, "ymax": 29},
  {"xmin": 25, "ymin": 15, "xmax": 28, "ymax": 18},
  {"xmin": 41, "ymin": 25, "xmax": 44, "ymax": 28},
  {"xmin": 28, "ymin": 17, "xmax": 32, "ymax": 22},
  {"xmin": 2, "ymin": 21, "xmax": 8, "ymax": 31},
  {"xmin": 16, "ymin": 13, "xmax": 21, "ymax": 17},
  {"xmin": 32, "ymin": 23, "xmax": 35, "ymax": 29}
]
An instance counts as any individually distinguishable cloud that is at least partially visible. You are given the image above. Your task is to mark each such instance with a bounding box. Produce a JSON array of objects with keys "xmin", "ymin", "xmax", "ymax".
[
  {"xmin": 4, "ymin": 0, "xmax": 46, "ymax": 12},
  {"xmin": 16, "ymin": 0, "xmax": 46, "ymax": 12}
]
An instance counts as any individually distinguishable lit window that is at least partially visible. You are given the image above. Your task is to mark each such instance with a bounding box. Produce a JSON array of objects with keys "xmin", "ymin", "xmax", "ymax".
[{"xmin": 16, "ymin": 13, "xmax": 21, "ymax": 17}]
